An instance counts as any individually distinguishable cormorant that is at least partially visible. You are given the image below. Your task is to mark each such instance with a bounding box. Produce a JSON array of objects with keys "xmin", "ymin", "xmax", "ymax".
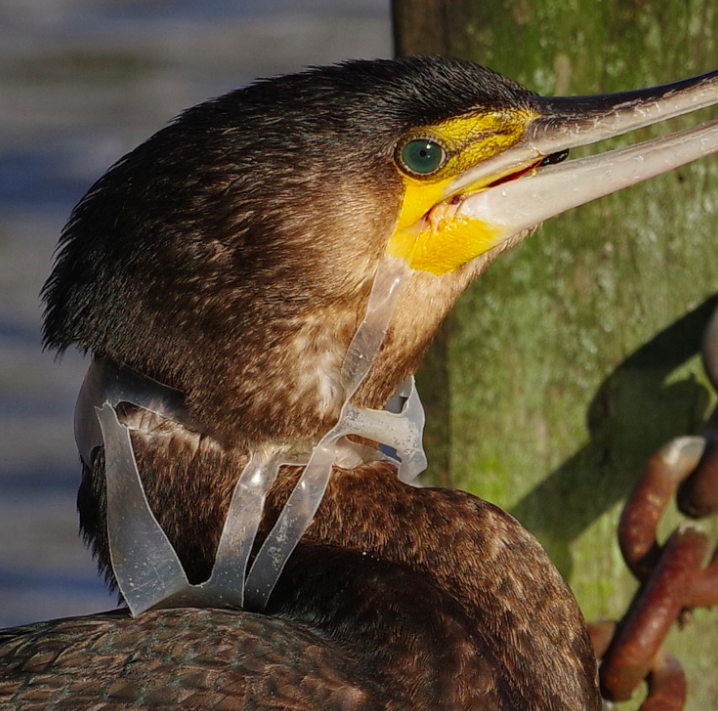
[{"xmin": 2, "ymin": 56, "xmax": 718, "ymax": 710}]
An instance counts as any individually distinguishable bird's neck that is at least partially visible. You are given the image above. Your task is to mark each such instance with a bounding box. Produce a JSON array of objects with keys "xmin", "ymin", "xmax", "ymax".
[{"xmin": 83, "ymin": 402, "xmax": 599, "ymax": 710}]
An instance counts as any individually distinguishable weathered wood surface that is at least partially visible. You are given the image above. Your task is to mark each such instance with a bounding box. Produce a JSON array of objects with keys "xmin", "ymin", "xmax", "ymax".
[{"xmin": 394, "ymin": 1, "xmax": 718, "ymax": 708}]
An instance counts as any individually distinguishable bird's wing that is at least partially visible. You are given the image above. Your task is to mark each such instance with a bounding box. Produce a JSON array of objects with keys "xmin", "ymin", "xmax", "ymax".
[{"xmin": 0, "ymin": 608, "xmax": 384, "ymax": 711}]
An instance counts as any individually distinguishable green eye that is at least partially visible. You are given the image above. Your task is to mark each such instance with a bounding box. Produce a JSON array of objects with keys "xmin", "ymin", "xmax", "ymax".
[{"xmin": 399, "ymin": 139, "xmax": 446, "ymax": 176}]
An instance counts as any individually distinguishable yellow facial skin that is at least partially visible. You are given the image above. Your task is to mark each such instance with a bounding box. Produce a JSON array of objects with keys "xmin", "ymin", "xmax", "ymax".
[{"xmin": 387, "ymin": 108, "xmax": 539, "ymax": 275}]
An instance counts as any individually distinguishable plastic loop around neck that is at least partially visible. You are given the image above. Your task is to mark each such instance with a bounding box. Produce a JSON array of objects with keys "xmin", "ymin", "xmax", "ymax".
[
  {"xmin": 75, "ymin": 255, "xmax": 427, "ymax": 616},
  {"xmin": 244, "ymin": 257, "xmax": 425, "ymax": 609}
]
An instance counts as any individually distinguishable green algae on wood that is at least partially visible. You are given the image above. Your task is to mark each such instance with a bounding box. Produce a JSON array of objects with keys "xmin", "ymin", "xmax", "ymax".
[{"xmin": 394, "ymin": 0, "xmax": 718, "ymax": 708}]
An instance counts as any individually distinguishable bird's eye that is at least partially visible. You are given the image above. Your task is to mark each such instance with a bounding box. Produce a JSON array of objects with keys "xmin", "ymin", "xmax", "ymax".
[{"xmin": 398, "ymin": 139, "xmax": 447, "ymax": 176}]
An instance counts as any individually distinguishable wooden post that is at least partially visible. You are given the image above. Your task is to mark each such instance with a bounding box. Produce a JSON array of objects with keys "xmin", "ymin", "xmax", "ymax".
[{"xmin": 393, "ymin": 1, "xmax": 718, "ymax": 708}]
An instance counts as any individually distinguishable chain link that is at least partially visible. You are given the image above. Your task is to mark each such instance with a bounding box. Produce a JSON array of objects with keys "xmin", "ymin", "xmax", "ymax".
[{"xmin": 588, "ymin": 306, "xmax": 718, "ymax": 709}]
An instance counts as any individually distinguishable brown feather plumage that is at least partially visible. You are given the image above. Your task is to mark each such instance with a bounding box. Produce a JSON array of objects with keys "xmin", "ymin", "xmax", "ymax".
[{"xmin": 0, "ymin": 57, "xmax": 603, "ymax": 709}]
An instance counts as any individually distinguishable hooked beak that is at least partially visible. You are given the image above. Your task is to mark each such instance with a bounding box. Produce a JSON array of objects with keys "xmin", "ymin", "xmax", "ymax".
[{"xmin": 452, "ymin": 68, "xmax": 718, "ymax": 241}]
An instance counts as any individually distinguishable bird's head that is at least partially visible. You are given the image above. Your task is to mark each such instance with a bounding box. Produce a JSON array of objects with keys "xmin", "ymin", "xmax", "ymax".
[
  {"xmin": 41, "ymin": 58, "xmax": 536, "ymax": 450},
  {"xmin": 43, "ymin": 56, "xmax": 718, "ymax": 453}
]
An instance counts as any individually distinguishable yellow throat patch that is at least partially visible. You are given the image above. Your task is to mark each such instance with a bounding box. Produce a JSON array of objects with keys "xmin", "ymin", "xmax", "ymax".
[{"xmin": 387, "ymin": 108, "xmax": 537, "ymax": 275}]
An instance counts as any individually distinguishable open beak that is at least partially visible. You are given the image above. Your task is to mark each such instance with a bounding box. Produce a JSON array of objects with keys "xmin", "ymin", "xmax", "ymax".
[{"xmin": 452, "ymin": 68, "xmax": 718, "ymax": 241}]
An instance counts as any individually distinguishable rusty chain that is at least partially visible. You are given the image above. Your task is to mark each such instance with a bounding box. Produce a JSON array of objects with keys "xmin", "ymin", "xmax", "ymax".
[{"xmin": 588, "ymin": 307, "xmax": 718, "ymax": 710}]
